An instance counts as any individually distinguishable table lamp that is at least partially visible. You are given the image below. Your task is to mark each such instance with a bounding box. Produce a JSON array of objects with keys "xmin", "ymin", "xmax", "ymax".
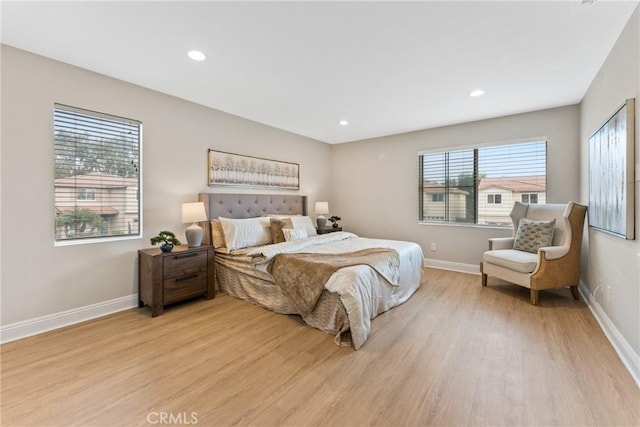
[
  {"xmin": 182, "ymin": 202, "xmax": 207, "ymax": 247},
  {"xmin": 315, "ymin": 201, "xmax": 329, "ymax": 229}
]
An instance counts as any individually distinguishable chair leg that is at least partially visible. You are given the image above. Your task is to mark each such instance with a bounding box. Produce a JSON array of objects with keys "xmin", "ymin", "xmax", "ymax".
[
  {"xmin": 570, "ymin": 285, "xmax": 580, "ymax": 300},
  {"xmin": 530, "ymin": 289, "xmax": 539, "ymax": 305},
  {"xmin": 481, "ymin": 273, "xmax": 487, "ymax": 287}
]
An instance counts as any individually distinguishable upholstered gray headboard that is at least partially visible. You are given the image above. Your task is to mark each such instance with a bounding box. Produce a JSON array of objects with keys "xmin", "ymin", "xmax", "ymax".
[{"xmin": 197, "ymin": 193, "xmax": 307, "ymax": 245}]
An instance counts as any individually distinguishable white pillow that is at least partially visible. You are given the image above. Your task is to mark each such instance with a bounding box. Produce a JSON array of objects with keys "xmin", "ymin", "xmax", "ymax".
[
  {"xmin": 283, "ymin": 227, "xmax": 308, "ymax": 242},
  {"xmin": 219, "ymin": 217, "xmax": 272, "ymax": 251},
  {"xmin": 289, "ymin": 216, "xmax": 317, "ymax": 236}
]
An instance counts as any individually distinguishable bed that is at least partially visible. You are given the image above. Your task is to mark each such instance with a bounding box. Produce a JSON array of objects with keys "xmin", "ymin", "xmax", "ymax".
[{"xmin": 198, "ymin": 193, "xmax": 424, "ymax": 349}]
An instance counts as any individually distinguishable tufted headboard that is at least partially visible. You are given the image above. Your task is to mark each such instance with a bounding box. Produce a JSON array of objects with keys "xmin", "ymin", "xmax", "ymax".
[{"xmin": 197, "ymin": 193, "xmax": 308, "ymax": 245}]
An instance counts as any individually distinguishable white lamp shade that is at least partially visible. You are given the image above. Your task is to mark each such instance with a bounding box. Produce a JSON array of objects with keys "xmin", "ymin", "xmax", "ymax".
[
  {"xmin": 315, "ymin": 201, "xmax": 329, "ymax": 215},
  {"xmin": 182, "ymin": 202, "xmax": 207, "ymax": 224}
]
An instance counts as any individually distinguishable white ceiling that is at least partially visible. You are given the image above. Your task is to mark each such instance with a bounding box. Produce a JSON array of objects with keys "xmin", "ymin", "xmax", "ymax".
[{"xmin": 1, "ymin": 1, "xmax": 638, "ymax": 144}]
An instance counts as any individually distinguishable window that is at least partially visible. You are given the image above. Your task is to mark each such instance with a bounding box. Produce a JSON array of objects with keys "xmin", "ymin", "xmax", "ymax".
[
  {"xmin": 76, "ymin": 188, "xmax": 96, "ymax": 201},
  {"xmin": 54, "ymin": 104, "xmax": 142, "ymax": 243},
  {"xmin": 487, "ymin": 194, "xmax": 502, "ymax": 204},
  {"xmin": 522, "ymin": 193, "xmax": 539, "ymax": 204},
  {"xmin": 419, "ymin": 140, "xmax": 546, "ymax": 225}
]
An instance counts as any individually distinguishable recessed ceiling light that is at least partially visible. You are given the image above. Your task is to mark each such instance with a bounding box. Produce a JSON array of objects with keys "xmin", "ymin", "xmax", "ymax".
[
  {"xmin": 187, "ymin": 50, "xmax": 206, "ymax": 61},
  {"xmin": 338, "ymin": 120, "xmax": 349, "ymax": 126},
  {"xmin": 469, "ymin": 89, "xmax": 485, "ymax": 97}
]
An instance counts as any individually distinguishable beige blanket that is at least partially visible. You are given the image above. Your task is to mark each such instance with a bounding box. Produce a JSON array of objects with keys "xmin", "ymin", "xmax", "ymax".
[{"xmin": 267, "ymin": 248, "xmax": 400, "ymax": 316}]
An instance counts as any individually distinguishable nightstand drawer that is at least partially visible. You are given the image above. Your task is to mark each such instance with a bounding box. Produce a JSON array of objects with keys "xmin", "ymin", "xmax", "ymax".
[
  {"xmin": 163, "ymin": 271, "xmax": 208, "ymax": 304},
  {"xmin": 163, "ymin": 250, "xmax": 207, "ymax": 279}
]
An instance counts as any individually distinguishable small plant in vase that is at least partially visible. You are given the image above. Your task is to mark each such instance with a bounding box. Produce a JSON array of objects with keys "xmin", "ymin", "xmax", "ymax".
[
  {"xmin": 150, "ymin": 230, "xmax": 181, "ymax": 252},
  {"xmin": 328, "ymin": 215, "xmax": 341, "ymax": 229}
]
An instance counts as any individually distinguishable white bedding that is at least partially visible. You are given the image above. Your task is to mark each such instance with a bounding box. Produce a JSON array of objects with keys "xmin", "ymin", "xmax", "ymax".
[{"xmin": 246, "ymin": 232, "xmax": 424, "ymax": 349}]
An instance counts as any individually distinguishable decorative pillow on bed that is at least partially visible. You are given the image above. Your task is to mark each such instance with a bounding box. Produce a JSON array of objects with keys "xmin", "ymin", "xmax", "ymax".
[
  {"xmin": 210, "ymin": 219, "xmax": 226, "ymax": 249},
  {"xmin": 289, "ymin": 216, "xmax": 317, "ymax": 237},
  {"xmin": 270, "ymin": 217, "xmax": 294, "ymax": 244},
  {"xmin": 513, "ymin": 218, "xmax": 555, "ymax": 253},
  {"xmin": 265, "ymin": 214, "xmax": 317, "ymax": 237},
  {"xmin": 283, "ymin": 227, "xmax": 308, "ymax": 242},
  {"xmin": 219, "ymin": 217, "xmax": 272, "ymax": 251}
]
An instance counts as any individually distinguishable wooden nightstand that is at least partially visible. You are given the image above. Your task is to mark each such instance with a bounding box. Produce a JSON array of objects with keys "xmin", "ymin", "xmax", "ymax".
[
  {"xmin": 138, "ymin": 245, "xmax": 215, "ymax": 316},
  {"xmin": 316, "ymin": 226, "xmax": 342, "ymax": 235}
]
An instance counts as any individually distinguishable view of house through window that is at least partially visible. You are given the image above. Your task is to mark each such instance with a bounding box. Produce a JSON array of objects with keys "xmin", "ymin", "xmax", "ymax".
[
  {"xmin": 54, "ymin": 104, "xmax": 142, "ymax": 243},
  {"xmin": 419, "ymin": 140, "xmax": 546, "ymax": 225}
]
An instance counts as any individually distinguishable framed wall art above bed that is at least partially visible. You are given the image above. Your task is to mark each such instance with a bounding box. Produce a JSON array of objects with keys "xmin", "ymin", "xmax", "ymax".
[{"xmin": 208, "ymin": 149, "xmax": 300, "ymax": 190}]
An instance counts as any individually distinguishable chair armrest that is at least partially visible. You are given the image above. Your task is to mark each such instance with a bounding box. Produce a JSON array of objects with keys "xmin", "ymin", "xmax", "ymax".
[
  {"xmin": 488, "ymin": 237, "xmax": 514, "ymax": 250},
  {"xmin": 539, "ymin": 245, "xmax": 569, "ymax": 260}
]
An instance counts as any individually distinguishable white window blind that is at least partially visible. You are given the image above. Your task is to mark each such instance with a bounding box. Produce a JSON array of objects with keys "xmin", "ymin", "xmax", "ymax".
[
  {"xmin": 419, "ymin": 140, "xmax": 546, "ymax": 225},
  {"xmin": 54, "ymin": 104, "xmax": 142, "ymax": 243}
]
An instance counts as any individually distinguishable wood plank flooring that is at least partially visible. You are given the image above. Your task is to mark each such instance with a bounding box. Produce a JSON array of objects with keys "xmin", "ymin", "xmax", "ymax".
[{"xmin": 2, "ymin": 268, "xmax": 639, "ymax": 426}]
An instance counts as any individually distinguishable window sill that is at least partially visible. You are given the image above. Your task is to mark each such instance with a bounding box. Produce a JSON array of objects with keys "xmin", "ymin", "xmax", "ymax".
[
  {"xmin": 418, "ymin": 221, "xmax": 511, "ymax": 230},
  {"xmin": 54, "ymin": 234, "xmax": 141, "ymax": 247}
]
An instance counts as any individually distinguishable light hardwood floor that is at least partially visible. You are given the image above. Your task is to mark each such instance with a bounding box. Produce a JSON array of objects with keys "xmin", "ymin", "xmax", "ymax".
[{"xmin": 2, "ymin": 268, "xmax": 639, "ymax": 426}]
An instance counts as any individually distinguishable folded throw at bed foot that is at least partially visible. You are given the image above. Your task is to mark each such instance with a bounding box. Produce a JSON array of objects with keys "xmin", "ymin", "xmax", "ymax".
[{"xmin": 267, "ymin": 248, "xmax": 400, "ymax": 316}]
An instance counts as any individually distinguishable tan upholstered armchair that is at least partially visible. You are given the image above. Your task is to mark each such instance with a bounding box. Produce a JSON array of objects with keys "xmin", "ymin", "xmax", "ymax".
[{"xmin": 481, "ymin": 201, "xmax": 587, "ymax": 305}]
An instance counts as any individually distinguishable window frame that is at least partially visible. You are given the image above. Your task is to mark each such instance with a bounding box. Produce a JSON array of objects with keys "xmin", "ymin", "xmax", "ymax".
[
  {"xmin": 487, "ymin": 194, "xmax": 502, "ymax": 204},
  {"xmin": 418, "ymin": 138, "xmax": 547, "ymax": 228},
  {"xmin": 53, "ymin": 104, "xmax": 143, "ymax": 246},
  {"xmin": 76, "ymin": 188, "xmax": 96, "ymax": 201},
  {"xmin": 522, "ymin": 193, "xmax": 539, "ymax": 204}
]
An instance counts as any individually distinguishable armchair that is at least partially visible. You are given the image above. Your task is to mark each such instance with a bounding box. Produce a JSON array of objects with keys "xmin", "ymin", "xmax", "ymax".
[{"xmin": 480, "ymin": 201, "xmax": 587, "ymax": 305}]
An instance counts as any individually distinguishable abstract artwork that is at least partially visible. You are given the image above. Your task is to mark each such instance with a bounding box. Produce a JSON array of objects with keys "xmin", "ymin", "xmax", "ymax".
[
  {"xmin": 208, "ymin": 150, "xmax": 299, "ymax": 190},
  {"xmin": 588, "ymin": 98, "xmax": 635, "ymax": 240}
]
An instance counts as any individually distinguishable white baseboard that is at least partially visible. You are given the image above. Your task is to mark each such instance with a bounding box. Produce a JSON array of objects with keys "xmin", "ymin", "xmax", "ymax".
[
  {"xmin": 0, "ymin": 294, "xmax": 138, "ymax": 344},
  {"xmin": 424, "ymin": 258, "xmax": 480, "ymax": 275},
  {"xmin": 579, "ymin": 281, "xmax": 640, "ymax": 389}
]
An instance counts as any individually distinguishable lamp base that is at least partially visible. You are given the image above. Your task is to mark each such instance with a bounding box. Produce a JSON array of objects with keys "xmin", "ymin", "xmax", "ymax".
[
  {"xmin": 316, "ymin": 216, "xmax": 327, "ymax": 229},
  {"xmin": 185, "ymin": 223, "xmax": 204, "ymax": 247}
]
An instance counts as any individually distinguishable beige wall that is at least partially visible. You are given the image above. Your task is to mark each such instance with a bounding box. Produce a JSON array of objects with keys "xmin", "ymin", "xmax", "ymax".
[
  {"xmin": 579, "ymin": 6, "xmax": 640, "ymax": 355},
  {"xmin": 331, "ymin": 105, "xmax": 580, "ymax": 266},
  {"xmin": 0, "ymin": 45, "xmax": 332, "ymax": 325}
]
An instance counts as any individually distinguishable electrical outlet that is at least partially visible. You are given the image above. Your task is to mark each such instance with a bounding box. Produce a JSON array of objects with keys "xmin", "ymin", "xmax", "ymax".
[
  {"xmin": 430, "ymin": 243, "xmax": 437, "ymax": 252},
  {"xmin": 594, "ymin": 279, "xmax": 604, "ymax": 301}
]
